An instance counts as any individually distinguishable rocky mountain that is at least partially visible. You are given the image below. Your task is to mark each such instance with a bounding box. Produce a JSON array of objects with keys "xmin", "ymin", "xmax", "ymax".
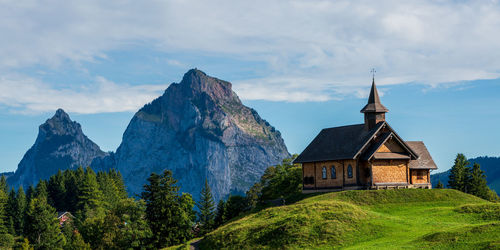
[
  {"xmin": 8, "ymin": 109, "xmax": 108, "ymax": 188},
  {"xmin": 93, "ymin": 69, "xmax": 290, "ymax": 201},
  {"xmin": 431, "ymin": 156, "xmax": 500, "ymax": 194}
]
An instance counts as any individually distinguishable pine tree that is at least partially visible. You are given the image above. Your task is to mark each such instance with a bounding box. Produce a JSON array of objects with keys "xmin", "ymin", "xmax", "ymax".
[
  {"xmin": 34, "ymin": 180, "xmax": 49, "ymax": 202},
  {"xmin": 96, "ymin": 170, "xmax": 126, "ymax": 210},
  {"xmin": 0, "ymin": 176, "xmax": 8, "ymax": 194},
  {"xmin": 77, "ymin": 167, "xmax": 103, "ymax": 213},
  {"xmin": 197, "ymin": 180, "xmax": 215, "ymax": 234},
  {"xmin": 26, "ymin": 186, "xmax": 35, "ymax": 204},
  {"xmin": 14, "ymin": 187, "xmax": 27, "ymax": 236},
  {"xmin": 448, "ymin": 154, "xmax": 470, "ymax": 192},
  {"xmin": 24, "ymin": 198, "xmax": 65, "ymax": 249},
  {"xmin": 62, "ymin": 170, "xmax": 79, "ymax": 212},
  {"xmin": 6, "ymin": 189, "xmax": 16, "ymax": 234},
  {"xmin": 467, "ymin": 163, "xmax": 489, "ymax": 200},
  {"xmin": 47, "ymin": 170, "xmax": 66, "ymax": 211},
  {"xmin": 436, "ymin": 180, "xmax": 444, "ymax": 189},
  {"xmin": 0, "ymin": 184, "xmax": 8, "ymax": 235},
  {"xmin": 142, "ymin": 170, "xmax": 194, "ymax": 248},
  {"xmin": 214, "ymin": 200, "xmax": 226, "ymax": 227}
]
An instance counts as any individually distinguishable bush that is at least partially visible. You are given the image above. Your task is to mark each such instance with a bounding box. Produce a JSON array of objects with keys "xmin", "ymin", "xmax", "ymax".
[{"xmin": 0, "ymin": 233, "xmax": 14, "ymax": 248}]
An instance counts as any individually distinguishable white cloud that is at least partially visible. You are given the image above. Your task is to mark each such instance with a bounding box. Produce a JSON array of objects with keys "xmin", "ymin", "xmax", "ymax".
[
  {"xmin": 1, "ymin": 0, "xmax": 500, "ymax": 107},
  {"xmin": 0, "ymin": 75, "xmax": 167, "ymax": 114}
]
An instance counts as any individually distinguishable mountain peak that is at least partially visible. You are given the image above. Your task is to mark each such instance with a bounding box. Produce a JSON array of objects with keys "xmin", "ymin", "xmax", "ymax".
[
  {"xmin": 179, "ymin": 68, "xmax": 234, "ymax": 101},
  {"xmin": 9, "ymin": 109, "xmax": 107, "ymax": 188},
  {"xmin": 53, "ymin": 108, "xmax": 71, "ymax": 120},
  {"xmin": 41, "ymin": 108, "xmax": 80, "ymax": 136}
]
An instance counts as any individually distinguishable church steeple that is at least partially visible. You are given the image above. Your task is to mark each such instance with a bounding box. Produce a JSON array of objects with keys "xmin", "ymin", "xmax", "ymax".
[{"xmin": 361, "ymin": 77, "xmax": 388, "ymax": 130}]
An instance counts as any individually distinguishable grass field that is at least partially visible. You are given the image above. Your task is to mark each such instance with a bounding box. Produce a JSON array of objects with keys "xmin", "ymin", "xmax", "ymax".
[{"xmin": 195, "ymin": 189, "xmax": 500, "ymax": 249}]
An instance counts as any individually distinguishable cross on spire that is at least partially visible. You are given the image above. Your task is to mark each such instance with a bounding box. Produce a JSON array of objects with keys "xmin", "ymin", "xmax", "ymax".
[{"xmin": 371, "ymin": 68, "xmax": 376, "ymax": 80}]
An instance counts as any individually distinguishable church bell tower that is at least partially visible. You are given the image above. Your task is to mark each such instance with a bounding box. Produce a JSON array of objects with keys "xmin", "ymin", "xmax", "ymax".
[{"xmin": 360, "ymin": 76, "xmax": 388, "ymax": 130}]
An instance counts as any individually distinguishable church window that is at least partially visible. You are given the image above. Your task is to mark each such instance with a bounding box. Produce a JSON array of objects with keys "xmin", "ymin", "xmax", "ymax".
[
  {"xmin": 417, "ymin": 170, "xmax": 424, "ymax": 180},
  {"xmin": 322, "ymin": 166, "xmax": 327, "ymax": 179},
  {"xmin": 347, "ymin": 165, "xmax": 353, "ymax": 178},
  {"xmin": 331, "ymin": 166, "xmax": 336, "ymax": 179}
]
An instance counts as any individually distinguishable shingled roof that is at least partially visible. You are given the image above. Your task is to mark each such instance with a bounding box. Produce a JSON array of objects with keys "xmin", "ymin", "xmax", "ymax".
[
  {"xmin": 293, "ymin": 122, "xmax": 384, "ymax": 163},
  {"xmin": 407, "ymin": 141, "xmax": 438, "ymax": 169}
]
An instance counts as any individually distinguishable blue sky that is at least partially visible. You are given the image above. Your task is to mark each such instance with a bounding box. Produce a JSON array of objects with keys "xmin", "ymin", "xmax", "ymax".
[{"xmin": 1, "ymin": 0, "xmax": 500, "ymax": 173}]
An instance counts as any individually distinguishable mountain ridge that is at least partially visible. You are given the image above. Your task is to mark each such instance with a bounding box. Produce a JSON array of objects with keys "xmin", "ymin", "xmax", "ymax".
[{"xmin": 8, "ymin": 69, "xmax": 290, "ymax": 203}]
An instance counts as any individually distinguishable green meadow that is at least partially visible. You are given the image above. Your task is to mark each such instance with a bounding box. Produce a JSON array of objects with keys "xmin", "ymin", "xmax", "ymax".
[{"xmin": 172, "ymin": 189, "xmax": 500, "ymax": 249}]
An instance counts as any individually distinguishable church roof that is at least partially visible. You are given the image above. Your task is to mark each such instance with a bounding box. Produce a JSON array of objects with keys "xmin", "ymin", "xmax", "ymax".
[
  {"xmin": 294, "ymin": 121, "xmax": 420, "ymax": 163},
  {"xmin": 407, "ymin": 141, "xmax": 438, "ymax": 169},
  {"xmin": 360, "ymin": 79, "xmax": 389, "ymax": 113},
  {"xmin": 293, "ymin": 122, "xmax": 385, "ymax": 163}
]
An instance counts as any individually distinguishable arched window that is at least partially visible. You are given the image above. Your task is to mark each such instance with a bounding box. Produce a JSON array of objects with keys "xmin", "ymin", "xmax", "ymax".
[
  {"xmin": 347, "ymin": 165, "xmax": 353, "ymax": 178},
  {"xmin": 331, "ymin": 166, "xmax": 336, "ymax": 179},
  {"xmin": 322, "ymin": 166, "xmax": 327, "ymax": 179}
]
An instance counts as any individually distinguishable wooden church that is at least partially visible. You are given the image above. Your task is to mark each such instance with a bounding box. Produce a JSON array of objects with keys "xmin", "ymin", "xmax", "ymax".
[{"xmin": 294, "ymin": 77, "xmax": 437, "ymax": 192}]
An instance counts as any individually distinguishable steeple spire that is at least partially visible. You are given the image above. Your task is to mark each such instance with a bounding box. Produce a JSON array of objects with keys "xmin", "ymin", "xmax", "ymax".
[
  {"xmin": 361, "ymin": 74, "xmax": 388, "ymax": 129},
  {"xmin": 361, "ymin": 78, "xmax": 388, "ymax": 113}
]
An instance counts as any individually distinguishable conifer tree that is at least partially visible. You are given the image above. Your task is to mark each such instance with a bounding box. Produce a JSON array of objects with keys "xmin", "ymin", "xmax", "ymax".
[
  {"xmin": 197, "ymin": 180, "xmax": 215, "ymax": 234},
  {"xmin": 47, "ymin": 170, "xmax": 66, "ymax": 211},
  {"xmin": 214, "ymin": 200, "xmax": 226, "ymax": 227},
  {"xmin": 466, "ymin": 163, "xmax": 489, "ymax": 199},
  {"xmin": 435, "ymin": 180, "xmax": 444, "ymax": 189},
  {"xmin": 77, "ymin": 167, "xmax": 103, "ymax": 213},
  {"xmin": 6, "ymin": 189, "xmax": 16, "ymax": 234},
  {"xmin": 0, "ymin": 184, "xmax": 8, "ymax": 235},
  {"xmin": 26, "ymin": 185, "xmax": 35, "ymax": 204},
  {"xmin": 97, "ymin": 170, "xmax": 126, "ymax": 210},
  {"xmin": 142, "ymin": 170, "xmax": 194, "ymax": 248},
  {"xmin": 24, "ymin": 198, "xmax": 65, "ymax": 249},
  {"xmin": 0, "ymin": 176, "xmax": 8, "ymax": 194},
  {"xmin": 14, "ymin": 187, "xmax": 26, "ymax": 236},
  {"xmin": 34, "ymin": 180, "xmax": 49, "ymax": 202},
  {"xmin": 448, "ymin": 153, "xmax": 470, "ymax": 192},
  {"xmin": 62, "ymin": 170, "xmax": 79, "ymax": 212}
]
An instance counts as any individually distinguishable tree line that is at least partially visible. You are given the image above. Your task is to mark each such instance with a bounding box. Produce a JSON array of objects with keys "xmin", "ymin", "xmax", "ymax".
[
  {"xmin": 438, "ymin": 153, "xmax": 499, "ymax": 201},
  {"xmin": 0, "ymin": 154, "xmax": 302, "ymax": 249}
]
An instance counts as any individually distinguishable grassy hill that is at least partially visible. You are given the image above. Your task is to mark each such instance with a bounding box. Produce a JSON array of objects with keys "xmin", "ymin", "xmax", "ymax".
[{"xmin": 175, "ymin": 189, "xmax": 500, "ymax": 249}]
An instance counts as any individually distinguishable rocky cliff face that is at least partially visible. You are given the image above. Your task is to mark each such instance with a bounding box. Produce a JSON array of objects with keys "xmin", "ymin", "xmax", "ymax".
[
  {"xmin": 9, "ymin": 109, "xmax": 108, "ymax": 188},
  {"xmin": 100, "ymin": 69, "xmax": 290, "ymax": 201}
]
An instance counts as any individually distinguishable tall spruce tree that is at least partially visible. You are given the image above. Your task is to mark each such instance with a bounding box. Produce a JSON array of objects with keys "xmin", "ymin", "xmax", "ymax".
[
  {"xmin": 141, "ymin": 170, "xmax": 194, "ymax": 248},
  {"xmin": 467, "ymin": 163, "xmax": 489, "ymax": 200},
  {"xmin": 0, "ymin": 183, "xmax": 8, "ymax": 235},
  {"xmin": 14, "ymin": 187, "xmax": 26, "ymax": 236},
  {"xmin": 24, "ymin": 198, "xmax": 65, "ymax": 249},
  {"xmin": 214, "ymin": 200, "xmax": 226, "ymax": 227},
  {"xmin": 435, "ymin": 180, "xmax": 444, "ymax": 189},
  {"xmin": 47, "ymin": 170, "xmax": 66, "ymax": 211},
  {"xmin": 448, "ymin": 153, "xmax": 470, "ymax": 192},
  {"xmin": 34, "ymin": 180, "xmax": 49, "ymax": 202},
  {"xmin": 197, "ymin": 180, "xmax": 215, "ymax": 234},
  {"xmin": 77, "ymin": 167, "xmax": 103, "ymax": 213},
  {"xmin": 6, "ymin": 189, "xmax": 16, "ymax": 234},
  {"xmin": 0, "ymin": 176, "xmax": 8, "ymax": 194}
]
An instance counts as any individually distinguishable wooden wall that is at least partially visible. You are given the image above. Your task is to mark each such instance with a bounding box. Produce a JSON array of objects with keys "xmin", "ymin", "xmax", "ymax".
[
  {"xmin": 377, "ymin": 138, "xmax": 405, "ymax": 153},
  {"xmin": 302, "ymin": 160, "xmax": 358, "ymax": 189},
  {"xmin": 410, "ymin": 169, "xmax": 429, "ymax": 184},
  {"xmin": 302, "ymin": 163, "xmax": 315, "ymax": 189},
  {"xmin": 371, "ymin": 160, "xmax": 408, "ymax": 184}
]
